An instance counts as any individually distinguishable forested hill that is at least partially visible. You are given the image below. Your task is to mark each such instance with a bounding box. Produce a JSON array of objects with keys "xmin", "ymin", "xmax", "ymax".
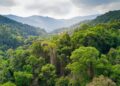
[
  {"xmin": 91, "ymin": 10, "xmax": 120, "ymax": 24},
  {"xmin": 0, "ymin": 15, "xmax": 46, "ymax": 37},
  {"xmin": 0, "ymin": 15, "xmax": 47, "ymax": 50},
  {"xmin": 5, "ymin": 14, "xmax": 98, "ymax": 32},
  {"xmin": 52, "ymin": 10, "xmax": 120, "ymax": 34}
]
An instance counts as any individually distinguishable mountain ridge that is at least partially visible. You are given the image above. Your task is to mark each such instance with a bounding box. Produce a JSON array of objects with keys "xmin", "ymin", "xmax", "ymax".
[
  {"xmin": 5, "ymin": 14, "xmax": 98, "ymax": 32},
  {"xmin": 91, "ymin": 10, "xmax": 120, "ymax": 24},
  {"xmin": 51, "ymin": 10, "xmax": 120, "ymax": 34},
  {"xmin": 0, "ymin": 15, "xmax": 46, "ymax": 37}
]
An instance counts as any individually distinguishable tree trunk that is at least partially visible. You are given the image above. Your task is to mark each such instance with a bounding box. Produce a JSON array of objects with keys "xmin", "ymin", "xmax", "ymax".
[
  {"xmin": 87, "ymin": 62, "xmax": 94, "ymax": 79},
  {"xmin": 50, "ymin": 48, "xmax": 56, "ymax": 66},
  {"xmin": 30, "ymin": 77, "xmax": 39, "ymax": 86}
]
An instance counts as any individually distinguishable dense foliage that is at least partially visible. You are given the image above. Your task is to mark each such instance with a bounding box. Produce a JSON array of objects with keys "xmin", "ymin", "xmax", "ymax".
[
  {"xmin": 0, "ymin": 25, "xmax": 23, "ymax": 50},
  {"xmin": 1, "ymin": 10, "xmax": 120, "ymax": 86},
  {"xmin": 0, "ymin": 15, "xmax": 47, "ymax": 50},
  {"xmin": 0, "ymin": 15, "xmax": 46, "ymax": 37},
  {"xmin": 91, "ymin": 10, "xmax": 120, "ymax": 24}
]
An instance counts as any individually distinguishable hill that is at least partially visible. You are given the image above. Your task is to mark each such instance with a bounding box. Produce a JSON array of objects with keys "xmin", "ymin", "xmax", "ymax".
[
  {"xmin": 0, "ymin": 15, "xmax": 47, "ymax": 50},
  {"xmin": 0, "ymin": 15, "xmax": 46, "ymax": 37},
  {"xmin": 5, "ymin": 15, "xmax": 98, "ymax": 32},
  {"xmin": 91, "ymin": 10, "xmax": 120, "ymax": 24},
  {"xmin": 51, "ymin": 10, "xmax": 120, "ymax": 34}
]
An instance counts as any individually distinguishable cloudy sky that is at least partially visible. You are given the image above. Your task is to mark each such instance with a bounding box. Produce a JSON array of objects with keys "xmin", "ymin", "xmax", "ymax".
[{"xmin": 0, "ymin": 0, "xmax": 120, "ymax": 19}]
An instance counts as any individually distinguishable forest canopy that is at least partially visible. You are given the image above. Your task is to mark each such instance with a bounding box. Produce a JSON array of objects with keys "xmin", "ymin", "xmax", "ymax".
[
  {"xmin": 0, "ymin": 20, "xmax": 120, "ymax": 86},
  {"xmin": 0, "ymin": 10, "xmax": 120, "ymax": 86}
]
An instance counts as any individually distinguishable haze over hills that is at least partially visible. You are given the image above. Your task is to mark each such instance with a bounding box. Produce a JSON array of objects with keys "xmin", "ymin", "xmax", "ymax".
[
  {"xmin": 5, "ymin": 14, "xmax": 98, "ymax": 32},
  {"xmin": 52, "ymin": 10, "xmax": 120, "ymax": 34}
]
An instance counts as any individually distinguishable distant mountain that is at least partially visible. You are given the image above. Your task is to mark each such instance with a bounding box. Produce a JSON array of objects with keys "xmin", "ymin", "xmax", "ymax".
[
  {"xmin": 51, "ymin": 20, "xmax": 90, "ymax": 34},
  {"xmin": 0, "ymin": 15, "xmax": 46, "ymax": 37},
  {"xmin": 5, "ymin": 15, "xmax": 98, "ymax": 32},
  {"xmin": 52, "ymin": 10, "xmax": 120, "ymax": 34},
  {"xmin": 91, "ymin": 10, "xmax": 120, "ymax": 24}
]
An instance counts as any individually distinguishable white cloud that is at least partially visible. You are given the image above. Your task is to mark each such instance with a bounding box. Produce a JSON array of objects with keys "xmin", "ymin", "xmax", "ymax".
[{"xmin": 0, "ymin": 0, "xmax": 120, "ymax": 19}]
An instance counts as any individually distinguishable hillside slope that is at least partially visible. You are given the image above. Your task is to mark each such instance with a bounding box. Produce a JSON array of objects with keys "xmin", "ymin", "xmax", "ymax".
[
  {"xmin": 91, "ymin": 10, "xmax": 120, "ymax": 24},
  {"xmin": 52, "ymin": 10, "xmax": 120, "ymax": 34},
  {"xmin": 0, "ymin": 15, "xmax": 46, "ymax": 37}
]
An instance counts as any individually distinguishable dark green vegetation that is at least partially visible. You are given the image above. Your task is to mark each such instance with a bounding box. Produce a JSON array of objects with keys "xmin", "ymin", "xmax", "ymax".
[
  {"xmin": 0, "ymin": 15, "xmax": 46, "ymax": 37},
  {"xmin": 0, "ymin": 15, "xmax": 46, "ymax": 50},
  {"xmin": 0, "ymin": 10, "xmax": 120, "ymax": 86},
  {"xmin": 91, "ymin": 10, "xmax": 120, "ymax": 24}
]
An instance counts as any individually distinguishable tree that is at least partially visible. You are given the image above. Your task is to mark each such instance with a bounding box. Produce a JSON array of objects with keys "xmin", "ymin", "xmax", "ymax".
[
  {"xmin": 14, "ymin": 71, "xmax": 33, "ymax": 86},
  {"xmin": 57, "ymin": 33, "xmax": 72, "ymax": 75},
  {"xmin": 26, "ymin": 56, "xmax": 45, "ymax": 74},
  {"xmin": 39, "ymin": 64, "xmax": 56, "ymax": 86},
  {"xmin": 108, "ymin": 48, "xmax": 120, "ymax": 65},
  {"xmin": 67, "ymin": 46, "xmax": 99, "ymax": 85},
  {"xmin": 87, "ymin": 75, "xmax": 116, "ymax": 86},
  {"xmin": 1, "ymin": 81, "xmax": 16, "ymax": 86},
  {"xmin": 31, "ymin": 41, "xmax": 44, "ymax": 58},
  {"xmin": 110, "ymin": 64, "xmax": 120, "ymax": 85},
  {"xmin": 26, "ymin": 56, "xmax": 45, "ymax": 86},
  {"xmin": 0, "ymin": 59, "xmax": 13, "ymax": 83},
  {"xmin": 9, "ymin": 48, "xmax": 30, "ymax": 71},
  {"xmin": 55, "ymin": 77, "xmax": 69, "ymax": 86},
  {"xmin": 41, "ymin": 41, "xmax": 57, "ymax": 65},
  {"xmin": 95, "ymin": 54, "xmax": 111, "ymax": 76},
  {"xmin": 71, "ymin": 24, "xmax": 120, "ymax": 54}
]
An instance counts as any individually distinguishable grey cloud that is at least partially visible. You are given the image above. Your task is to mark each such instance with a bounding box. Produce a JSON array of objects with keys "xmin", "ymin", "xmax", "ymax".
[
  {"xmin": 1, "ymin": 0, "xmax": 120, "ymax": 19},
  {"xmin": 0, "ymin": 0, "xmax": 16, "ymax": 7},
  {"xmin": 71, "ymin": 0, "xmax": 120, "ymax": 8},
  {"xmin": 26, "ymin": 1, "xmax": 72, "ymax": 16}
]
